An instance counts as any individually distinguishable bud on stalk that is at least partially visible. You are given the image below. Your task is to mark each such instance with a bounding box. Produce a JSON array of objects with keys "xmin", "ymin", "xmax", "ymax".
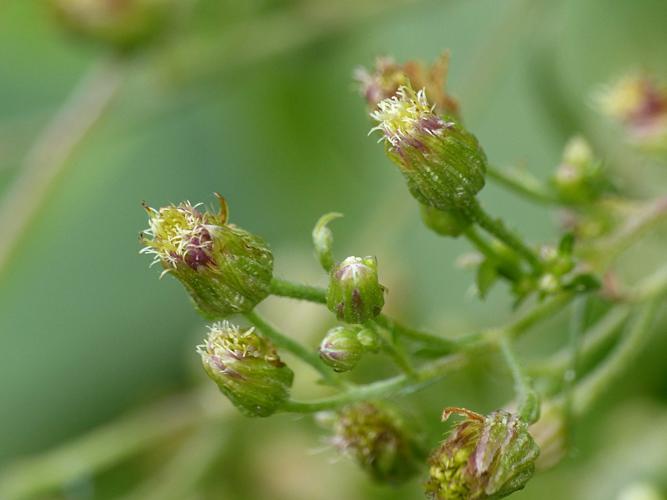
[
  {"xmin": 371, "ymin": 86, "xmax": 488, "ymax": 212},
  {"xmin": 141, "ymin": 195, "xmax": 273, "ymax": 319},
  {"xmin": 319, "ymin": 325, "xmax": 364, "ymax": 372},
  {"xmin": 327, "ymin": 256, "xmax": 385, "ymax": 324},
  {"xmin": 425, "ymin": 408, "xmax": 539, "ymax": 500},
  {"xmin": 197, "ymin": 321, "xmax": 293, "ymax": 417}
]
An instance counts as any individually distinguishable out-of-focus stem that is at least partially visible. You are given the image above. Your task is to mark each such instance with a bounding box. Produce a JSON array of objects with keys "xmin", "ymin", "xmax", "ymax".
[
  {"xmin": 572, "ymin": 299, "xmax": 662, "ymax": 416},
  {"xmin": 499, "ymin": 335, "xmax": 539, "ymax": 423},
  {"xmin": 0, "ymin": 390, "xmax": 221, "ymax": 500},
  {"xmin": 0, "ymin": 56, "xmax": 125, "ymax": 276},
  {"xmin": 122, "ymin": 423, "xmax": 227, "ymax": 500}
]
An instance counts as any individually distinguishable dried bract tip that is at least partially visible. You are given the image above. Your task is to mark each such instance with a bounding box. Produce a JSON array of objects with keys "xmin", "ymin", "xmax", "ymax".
[
  {"xmin": 324, "ymin": 402, "xmax": 423, "ymax": 484},
  {"xmin": 425, "ymin": 408, "xmax": 540, "ymax": 499},
  {"xmin": 371, "ymin": 86, "xmax": 487, "ymax": 211},
  {"xmin": 356, "ymin": 52, "xmax": 459, "ymax": 117},
  {"xmin": 197, "ymin": 321, "xmax": 293, "ymax": 417},
  {"xmin": 327, "ymin": 256, "xmax": 385, "ymax": 324},
  {"xmin": 140, "ymin": 197, "xmax": 273, "ymax": 318}
]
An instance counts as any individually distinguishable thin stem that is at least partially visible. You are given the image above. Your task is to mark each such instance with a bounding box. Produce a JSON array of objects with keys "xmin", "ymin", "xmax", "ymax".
[
  {"xmin": 269, "ymin": 277, "xmax": 327, "ymax": 304},
  {"xmin": 467, "ymin": 199, "xmax": 543, "ymax": 273},
  {"xmin": 528, "ymin": 304, "xmax": 631, "ymax": 378},
  {"xmin": 271, "ymin": 278, "xmax": 458, "ymax": 351},
  {"xmin": 368, "ymin": 321, "xmax": 417, "ymax": 378},
  {"xmin": 374, "ymin": 315, "xmax": 457, "ymax": 352},
  {"xmin": 563, "ymin": 296, "xmax": 588, "ymax": 443},
  {"xmin": 281, "ymin": 354, "xmax": 465, "ymax": 413},
  {"xmin": 463, "ymin": 226, "xmax": 523, "ymax": 281},
  {"xmin": 243, "ymin": 310, "xmax": 340, "ymax": 386},
  {"xmin": 487, "ymin": 165, "xmax": 559, "ymax": 205},
  {"xmin": 506, "ymin": 293, "xmax": 573, "ymax": 340},
  {"xmin": 122, "ymin": 424, "xmax": 227, "ymax": 500},
  {"xmin": 0, "ymin": 390, "xmax": 219, "ymax": 500},
  {"xmin": 0, "ymin": 56, "xmax": 125, "ymax": 276},
  {"xmin": 572, "ymin": 299, "xmax": 662, "ymax": 416},
  {"xmin": 498, "ymin": 336, "xmax": 539, "ymax": 423}
]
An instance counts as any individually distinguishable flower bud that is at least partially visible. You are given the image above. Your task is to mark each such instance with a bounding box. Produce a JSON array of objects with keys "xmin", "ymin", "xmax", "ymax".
[
  {"xmin": 327, "ymin": 256, "xmax": 385, "ymax": 324},
  {"xmin": 197, "ymin": 321, "xmax": 293, "ymax": 417},
  {"xmin": 596, "ymin": 74, "xmax": 667, "ymax": 150},
  {"xmin": 49, "ymin": 0, "xmax": 173, "ymax": 52},
  {"xmin": 425, "ymin": 408, "xmax": 540, "ymax": 500},
  {"xmin": 420, "ymin": 204, "xmax": 471, "ymax": 238},
  {"xmin": 323, "ymin": 402, "xmax": 423, "ymax": 484},
  {"xmin": 319, "ymin": 326, "xmax": 364, "ymax": 372},
  {"xmin": 356, "ymin": 52, "xmax": 459, "ymax": 117},
  {"xmin": 552, "ymin": 136, "xmax": 607, "ymax": 204},
  {"xmin": 140, "ymin": 195, "xmax": 273, "ymax": 319},
  {"xmin": 371, "ymin": 86, "xmax": 487, "ymax": 211}
]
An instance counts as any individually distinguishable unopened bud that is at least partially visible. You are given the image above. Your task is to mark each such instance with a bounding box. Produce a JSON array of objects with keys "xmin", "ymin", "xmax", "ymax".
[
  {"xmin": 140, "ymin": 195, "xmax": 273, "ymax": 319},
  {"xmin": 197, "ymin": 321, "xmax": 293, "ymax": 417},
  {"xmin": 552, "ymin": 136, "xmax": 607, "ymax": 204},
  {"xmin": 49, "ymin": 0, "xmax": 173, "ymax": 51},
  {"xmin": 327, "ymin": 256, "xmax": 385, "ymax": 324},
  {"xmin": 371, "ymin": 86, "xmax": 487, "ymax": 211},
  {"xmin": 420, "ymin": 204, "xmax": 471, "ymax": 238},
  {"xmin": 425, "ymin": 408, "xmax": 539, "ymax": 500},
  {"xmin": 323, "ymin": 402, "xmax": 423, "ymax": 484},
  {"xmin": 319, "ymin": 326, "xmax": 364, "ymax": 372}
]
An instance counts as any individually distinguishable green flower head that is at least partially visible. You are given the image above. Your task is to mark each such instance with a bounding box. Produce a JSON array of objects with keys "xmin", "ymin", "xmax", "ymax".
[
  {"xmin": 197, "ymin": 321, "xmax": 293, "ymax": 417},
  {"xmin": 371, "ymin": 86, "xmax": 487, "ymax": 211},
  {"xmin": 324, "ymin": 402, "xmax": 423, "ymax": 484},
  {"xmin": 425, "ymin": 408, "xmax": 540, "ymax": 500},
  {"xmin": 141, "ymin": 195, "xmax": 273, "ymax": 319}
]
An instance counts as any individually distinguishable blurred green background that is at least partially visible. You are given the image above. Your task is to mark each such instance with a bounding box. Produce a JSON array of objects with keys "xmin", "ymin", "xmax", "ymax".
[{"xmin": 1, "ymin": 0, "xmax": 666, "ymax": 498}]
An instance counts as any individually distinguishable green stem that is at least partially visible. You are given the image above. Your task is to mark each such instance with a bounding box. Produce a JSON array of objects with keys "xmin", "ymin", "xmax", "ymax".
[
  {"xmin": 368, "ymin": 321, "xmax": 417, "ymax": 377},
  {"xmin": 572, "ymin": 299, "xmax": 662, "ymax": 416},
  {"xmin": 464, "ymin": 226, "xmax": 523, "ymax": 281},
  {"xmin": 0, "ymin": 56, "xmax": 125, "ymax": 276},
  {"xmin": 271, "ymin": 278, "xmax": 458, "ymax": 351},
  {"xmin": 281, "ymin": 354, "xmax": 465, "ymax": 413},
  {"xmin": 243, "ymin": 311, "xmax": 340, "ymax": 386},
  {"xmin": 498, "ymin": 336, "xmax": 539, "ymax": 423},
  {"xmin": 0, "ymin": 391, "xmax": 218, "ymax": 500},
  {"xmin": 529, "ymin": 304, "xmax": 631, "ymax": 378},
  {"xmin": 487, "ymin": 165, "xmax": 559, "ymax": 205},
  {"xmin": 467, "ymin": 199, "xmax": 543, "ymax": 273},
  {"xmin": 270, "ymin": 277, "xmax": 327, "ymax": 303},
  {"xmin": 374, "ymin": 315, "xmax": 457, "ymax": 352},
  {"xmin": 122, "ymin": 424, "xmax": 227, "ymax": 500}
]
